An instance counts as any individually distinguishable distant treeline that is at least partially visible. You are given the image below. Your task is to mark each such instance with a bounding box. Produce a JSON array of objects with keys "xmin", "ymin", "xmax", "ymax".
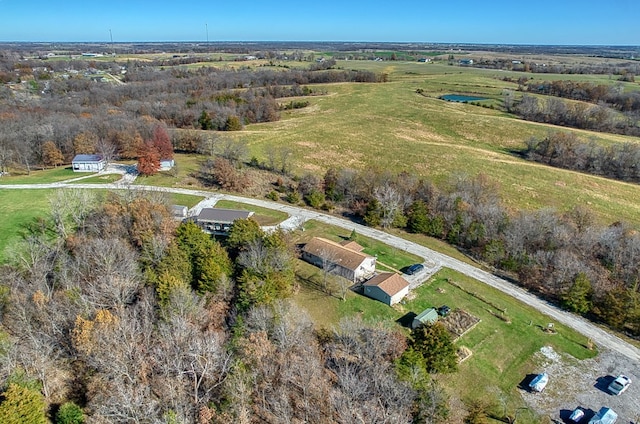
[
  {"xmin": 526, "ymin": 80, "xmax": 640, "ymax": 111},
  {"xmin": 523, "ymin": 131, "xmax": 640, "ymax": 183},
  {"xmin": 472, "ymin": 56, "xmax": 640, "ymax": 76},
  {"xmin": 512, "ymin": 93, "xmax": 640, "ymax": 137}
]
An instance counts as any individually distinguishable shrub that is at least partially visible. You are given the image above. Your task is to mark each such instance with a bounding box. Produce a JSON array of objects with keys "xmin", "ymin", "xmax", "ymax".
[
  {"xmin": 304, "ymin": 190, "xmax": 325, "ymax": 209},
  {"xmin": 285, "ymin": 191, "xmax": 300, "ymax": 204},
  {"xmin": 56, "ymin": 402, "xmax": 85, "ymax": 424}
]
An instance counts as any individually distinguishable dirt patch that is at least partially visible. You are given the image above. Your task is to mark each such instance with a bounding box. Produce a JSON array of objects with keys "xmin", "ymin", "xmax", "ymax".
[
  {"xmin": 441, "ymin": 309, "xmax": 481, "ymax": 340},
  {"xmin": 520, "ymin": 346, "xmax": 640, "ymax": 423},
  {"xmin": 457, "ymin": 346, "xmax": 473, "ymax": 363}
]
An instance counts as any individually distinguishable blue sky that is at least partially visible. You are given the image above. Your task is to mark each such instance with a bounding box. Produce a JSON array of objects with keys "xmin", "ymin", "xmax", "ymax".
[{"xmin": 0, "ymin": 0, "xmax": 637, "ymax": 45}]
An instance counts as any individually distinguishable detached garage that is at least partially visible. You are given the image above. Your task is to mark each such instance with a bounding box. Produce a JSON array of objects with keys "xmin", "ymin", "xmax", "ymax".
[
  {"xmin": 71, "ymin": 154, "xmax": 106, "ymax": 172},
  {"xmin": 363, "ymin": 272, "xmax": 410, "ymax": 306}
]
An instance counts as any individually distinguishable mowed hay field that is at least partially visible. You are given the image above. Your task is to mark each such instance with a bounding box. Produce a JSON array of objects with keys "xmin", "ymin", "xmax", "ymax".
[{"xmin": 237, "ymin": 61, "xmax": 640, "ymax": 226}]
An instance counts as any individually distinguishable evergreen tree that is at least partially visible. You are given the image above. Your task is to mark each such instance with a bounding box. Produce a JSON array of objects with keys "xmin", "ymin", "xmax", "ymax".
[
  {"xmin": 56, "ymin": 402, "xmax": 85, "ymax": 424},
  {"xmin": 227, "ymin": 218, "xmax": 264, "ymax": 252},
  {"xmin": 407, "ymin": 200, "xmax": 430, "ymax": 234},
  {"xmin": 198, "ymin": 110, "xmax": 213, "ymax": 130},
  {"xmin": 175, "ymin": 222, "xmax": 233, "ymax": 293},
  {"xmin": 364, "ymin": 199, "xmax": 382, "ymax": 227},
  {"xmin": 224, "ymin": 115, "xmax": 242, "ymax": 131},
  {"xmin": 0, "ymin": 383, "xmax": 48, "ymax": 424},
  {"xmin": 408, "ymin": 322, "xmax": 458, "ymax": 373},
  {"xmin": 561, "ymin": 272, "xmax": 593, "ymax": 314}
]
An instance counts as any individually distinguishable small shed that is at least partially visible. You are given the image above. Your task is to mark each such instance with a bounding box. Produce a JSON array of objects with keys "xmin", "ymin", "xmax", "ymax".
[
  {"xmin": 412, "ymin": 307, "xmax": 439, "ymax": 329},
  {"xmin": 171, "ymin": 205, "xmax": 188, "ymax": 219},
  {"xmin": 71, "ymin": 154, "xmax": 106, "ymax": 172},
  {"xmin": 160, "ymin": 158, "xmax": 175, "ymax": 170}
]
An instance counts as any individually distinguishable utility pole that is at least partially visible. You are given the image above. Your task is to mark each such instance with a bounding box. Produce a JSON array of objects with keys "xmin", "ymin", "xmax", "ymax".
[{"xmin": 109, "ymin": 29, "xmax": 115, "ymax": 56}]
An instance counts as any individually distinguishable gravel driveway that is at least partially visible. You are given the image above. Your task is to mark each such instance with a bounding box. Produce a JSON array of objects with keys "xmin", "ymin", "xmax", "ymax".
[{"xmin": 522, "ymin": 346, "xmax": 639, "ymax": 423}]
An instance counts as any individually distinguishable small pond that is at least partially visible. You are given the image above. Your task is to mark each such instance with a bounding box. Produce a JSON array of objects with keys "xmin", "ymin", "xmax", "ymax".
[{"xmin": 440, "ymin": 94, "xmax": 488, "ymax": 103}]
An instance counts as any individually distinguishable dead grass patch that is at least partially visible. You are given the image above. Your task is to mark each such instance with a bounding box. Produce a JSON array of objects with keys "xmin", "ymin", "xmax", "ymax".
[{"xmin": 441, "ymin": 309, "xmax": 481, "ymax": 340}]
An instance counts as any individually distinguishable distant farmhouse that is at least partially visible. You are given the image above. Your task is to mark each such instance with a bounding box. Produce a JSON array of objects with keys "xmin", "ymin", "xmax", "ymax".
[
  {"xmin": 363, "ymin": 272, "xmax": 410, "ymax": 305},
  {"xmin": 71, "ymin": 154, "xmax": 106, "ymax": 172},
  {"xmin": 459, "ymin": 58, "xmax": 474, "ymax": 65},
  {"xmin": 301, "ymin": 237, "xmax": 376, "ymax": 283},
  {"xmin": 194, "ymin": 207, "xmax": 253, "ymax": 235}
]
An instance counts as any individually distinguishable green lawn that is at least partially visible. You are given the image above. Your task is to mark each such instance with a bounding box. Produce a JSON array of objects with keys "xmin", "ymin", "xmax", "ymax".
[
  {"xmin": 0, "ymin": 189, "xmax": 55, "ymax": 262},
  {"xmin": 67, "ymin": 174, "xmax": 121, "ymax": 184},
  {"xmin": 169, "ymin": 193, "xmax": 204, "ymax": 208},
  {"xmin": 133, "ymin": 153, "xmax": 203, "ymax": 188},
  {"xmin": 213, "ymin": 199, "xmax": 288, "ymax": 226},
  {"xmin": 292, "ymin": 266, "xmax": 596, "ymax": 424},
  {"xmin": 0, "ymin": 167, "xmax": 79, "ymax": 184}
]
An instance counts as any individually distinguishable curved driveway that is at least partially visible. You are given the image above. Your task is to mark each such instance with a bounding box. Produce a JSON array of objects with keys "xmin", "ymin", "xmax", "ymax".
[{"xmin": 2, "ymin": 181, "xmax": 639, "ymax": 361}]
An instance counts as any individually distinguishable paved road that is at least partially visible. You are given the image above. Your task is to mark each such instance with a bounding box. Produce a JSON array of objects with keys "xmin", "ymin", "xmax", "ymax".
[{"xmin": 2, "ymin": 180, "xmax": 639, "ymax": 362}]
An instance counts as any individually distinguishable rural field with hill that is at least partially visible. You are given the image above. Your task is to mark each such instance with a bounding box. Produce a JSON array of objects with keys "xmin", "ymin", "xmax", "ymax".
[
  {"xmin": 1, "ymin": 42, "xmax": 640, "ymax": 423},
  {"xmin": 225, "ymin": 60, "xmax": 640, "ymax": 226}
]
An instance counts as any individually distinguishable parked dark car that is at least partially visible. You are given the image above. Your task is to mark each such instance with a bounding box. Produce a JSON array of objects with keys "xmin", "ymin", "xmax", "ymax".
[
  {"xmin": 437, "ymin": 305, "xmax": 451, "ymax": 317},
  {"xmin": 405, "ymin": 263, "xmax": 424, "ymax": 275}
]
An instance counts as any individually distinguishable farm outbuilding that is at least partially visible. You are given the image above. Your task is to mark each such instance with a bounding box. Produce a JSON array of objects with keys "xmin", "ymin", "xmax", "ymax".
[
  {"xmin": 412, "ymin": 307, "xmax": 439, "ymax": 329},
  {"xmin": 71, "ymin": 154, "xmax": 106, "ymax": 172},
  {"xmin": 363, "ymin": 272, "xmax": 410, "ymax": 305}
]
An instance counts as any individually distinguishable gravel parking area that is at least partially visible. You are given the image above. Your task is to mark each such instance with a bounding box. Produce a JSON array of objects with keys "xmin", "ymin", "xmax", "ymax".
[{"xmin": 521, "ymin": 346, "xmax": 640, "ymax": 423}]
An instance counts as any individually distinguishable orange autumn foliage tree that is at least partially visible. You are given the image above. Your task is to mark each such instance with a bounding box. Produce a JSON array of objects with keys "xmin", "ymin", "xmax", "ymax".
[{"xmin": 137, "ymin": 140, "xmax": 160, "ymax": 176}]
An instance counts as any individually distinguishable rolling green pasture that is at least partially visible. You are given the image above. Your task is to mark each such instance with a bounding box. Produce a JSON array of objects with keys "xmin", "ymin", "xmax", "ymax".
[
  {"xmin": 213, "ymin": 199, "xmax": 288, "ymax": 226},
  {"xmin": 292, "ymin": 265, "xmax": 596, "ymax": 423},
  {"xmin": 229, "ymin": 60, "xmax": 640, "ymax": 226}
]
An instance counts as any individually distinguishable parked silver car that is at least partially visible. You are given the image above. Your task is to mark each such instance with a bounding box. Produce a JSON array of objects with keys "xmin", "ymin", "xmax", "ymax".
[{"xmin": 607, "ymin": 375, "xmax": 631, "ymax": 395}]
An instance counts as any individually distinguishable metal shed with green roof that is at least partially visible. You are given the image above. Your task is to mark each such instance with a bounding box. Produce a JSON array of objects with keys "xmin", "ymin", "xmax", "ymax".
[{"xmin": 412, "ymin": 307, "xmax": 439, "ymax": 329}]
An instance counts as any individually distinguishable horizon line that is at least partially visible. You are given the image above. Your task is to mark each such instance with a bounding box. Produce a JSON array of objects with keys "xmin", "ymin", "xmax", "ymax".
[{"xmin": 0, "ymin": 40, "xmax": 639, "ymax": 48}]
